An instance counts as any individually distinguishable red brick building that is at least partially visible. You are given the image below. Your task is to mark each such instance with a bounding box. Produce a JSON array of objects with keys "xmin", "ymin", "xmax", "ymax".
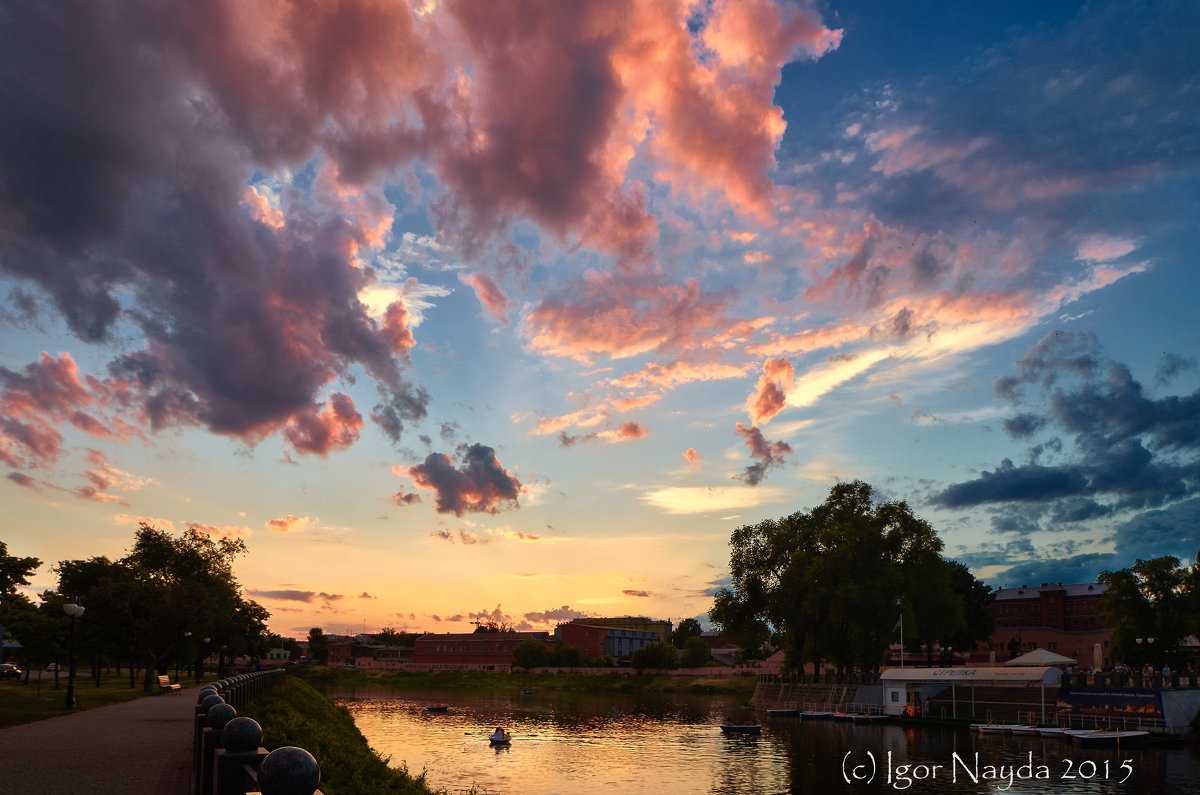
[
  {"xmin": 972, "ymin": 582, "xmax": 1113, "ymax": 667},
  {"xmin": 554, "ymin": 624, "xmax": 609, "ymax": 658},
  {"xmin": 412, "ymin": 632, "xmax": 552, "ymax": 670}
]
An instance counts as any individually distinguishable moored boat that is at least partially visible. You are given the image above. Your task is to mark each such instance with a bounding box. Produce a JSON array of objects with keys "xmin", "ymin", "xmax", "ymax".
[
  {"xmin": 800, "ymin": 711, "xmax": 833, "ymax": 719},
  {"xmin": 766, "ymin": 708, "xmax": 798, "ymax": 717},
  {"xmin": 426, "ymin": 703, "xmax": 448, "ymax": 712}
]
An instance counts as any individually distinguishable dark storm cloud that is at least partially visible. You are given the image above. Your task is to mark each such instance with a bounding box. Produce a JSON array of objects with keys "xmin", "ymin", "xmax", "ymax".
[
  {"xmin": 1004, "ymin": 413, "xmax": 1048, "ymax": 439},
  {"xmin": 0, "ymin": 1, "xmax": 430, "ymax": 449},
  {"xmin": 1157, "ymin": 353, "xmax": 1196, "ymax": 385},
  {"xmin": 990, "ymin": 554, "xmax": 1123, "ymax": 589},
  {"xmin": 406, "ymin": 443, "xmax": 522, "ymax": 516},
  {"xmin": 934, "ymin": 332, "xmax": 1200, "ymax": 519},
  {"xmin": 936, "ymin": 459, "xmax": 1088, "ymax": 508},
  {"xmin": 1110, "ymin": 499, "xmax": 1200, "ymax": 562}
]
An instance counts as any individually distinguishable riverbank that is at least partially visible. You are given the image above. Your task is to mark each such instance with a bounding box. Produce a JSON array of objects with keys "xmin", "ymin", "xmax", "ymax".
[
  {"xmin": 291, "ymin": 665, "xmax": 758, "ymax": 697},
  {"xmin": 240, "ymin": 674, "xmax": 448, "ymax": 795}
]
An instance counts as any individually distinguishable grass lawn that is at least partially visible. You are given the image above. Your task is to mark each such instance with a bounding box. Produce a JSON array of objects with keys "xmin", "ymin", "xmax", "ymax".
[
  {"xmin": 0, "ymin": 671, "xmax": 218, "ymax": 729},
  {"xmin": 240, "ymin": 675, "xmax": 443, "ymax": 795}
]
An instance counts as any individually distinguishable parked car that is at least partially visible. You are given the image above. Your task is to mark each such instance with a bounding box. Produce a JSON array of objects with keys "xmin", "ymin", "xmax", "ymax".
[
  {"xmin": 45, "ymin": 663, "xmax": 61, "ymax": 671},
  {"xmin": 0, "ymin": 663, "xmax": 22, "ymax": 680}
]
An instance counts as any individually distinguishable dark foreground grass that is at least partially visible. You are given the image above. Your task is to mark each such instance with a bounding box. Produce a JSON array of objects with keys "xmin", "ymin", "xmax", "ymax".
[
  {"xmin": 293, "ymin": 665, "xmax": 758, "ymax": 698},
  {"xmin": 239, "ymin": 675, "xmax": 447, "ymax": 795},
  {"xmin": 0, "ymin": 672, "xmax": 214, "ymax": 729}
]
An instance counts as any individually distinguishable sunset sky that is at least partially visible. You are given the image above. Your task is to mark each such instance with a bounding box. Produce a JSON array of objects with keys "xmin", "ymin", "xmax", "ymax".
[{"xmin": 3, "ymin": 0, "xmax": 1198, "ymax": 639}]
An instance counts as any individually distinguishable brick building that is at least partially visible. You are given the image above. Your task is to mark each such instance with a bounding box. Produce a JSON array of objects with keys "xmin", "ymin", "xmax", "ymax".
[
  {"xmin": 567, "ymin": 616, "xmax": 672, "ymax": 644},
  {"xmin": 554, "ymin": 623, "xmax": 660, "ymax": 658},
  {"xmin": 973, "ymin": 582, "xmax": 1113, "ymax": 667},
  {"xmin": 412, "ymin": 631, "xmax": 552, "ymax": 670}
]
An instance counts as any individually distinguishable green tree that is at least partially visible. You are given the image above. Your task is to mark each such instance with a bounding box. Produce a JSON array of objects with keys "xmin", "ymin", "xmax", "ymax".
[
  {"xmin": 710, "ymin": 481, "xmax": 959, "ymax": 675},
  {"xmin": 512, "ymin": 639, "xmax": 549, "ymax": 669},
  {"xmin": 548, "ymin": 643, "xmax": 585, "ymax": 667},
  {"xmin": 681, "ymin": 636, "xmax": 711, "ymax": 668},
  {"xmin": 944, "ymin": 560, "xmax": 995, "ymax": 656},
  {"xmin": 1100, "ymin": 555, "xmax": 1196, "ymax": 667},
  {"xmin": 88, "ymin": 523, "xmax": 269, "ymax": 692},
  {"xmin": 631, "ymin": 641, "xmax": 677, "ymax": 670},
  {"xmin": 670, "ymin": 617, "xmax": 703, "ymax": 648},
  {"xmin": 0, "ymin": 541, "xmax": 41, "ymax": 596},
  {"xmin": 307, "ymin": 627, "xmax": 329, "ymax": 665},
  {"xmin": 0, "ymin": 541, "xmax": 40, "ymax": 668}
]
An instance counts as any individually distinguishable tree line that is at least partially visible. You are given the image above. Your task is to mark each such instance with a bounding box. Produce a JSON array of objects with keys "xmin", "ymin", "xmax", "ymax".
[
  {"xmin": 708, "ymin": 481, "xmax": 994, "ymax": 674},
  {"xmin": 0, "ymin": 524, "xmax": 271, "ymax": 692}
]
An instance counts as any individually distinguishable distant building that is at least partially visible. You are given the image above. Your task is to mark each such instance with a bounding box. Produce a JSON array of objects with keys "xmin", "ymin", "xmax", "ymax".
[
  {"xmin": 567, "ymin": 616, "xmax": 672, "ymax": 644},
  {"xmin": 556, "ymin": 623, "xmax": 660, "ymax": 658},
  {"xmin": 974, "ymin": 582, "xmax": 1112, "ymax": 667},
  {"xmin": 412, "ymin": 632, "xmax": 553, "ymax": 670}
]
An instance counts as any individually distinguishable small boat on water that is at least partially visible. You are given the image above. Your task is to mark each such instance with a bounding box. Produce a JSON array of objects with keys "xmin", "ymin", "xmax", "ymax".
[
  {"xmin": 1072, "ymin": 730, "xmax": 1149, "ymax": 745},
  {"xmin": 426, "ymin": 703, "xmax": 448, "ymax": 713},
  {"xmin": 520, "ymin": 689, "xmax": 534, "ymax": 696},
  {"xmin": 720, "ymin": 723, "xmax": 762, "ymax": 734},
  {"xmin": 800, "ymin": 711, "xmax": 832, "ymax": 719},
  {"xmin": 766, "ymin": 708, "xmax": 799, "ymax": 717},
  {"xmin": 1008, "ymin": 725, "xmax": 1038, "ymax": 734},
  {"xmin": 489, "ymin": 730, "xmax": 512, "ymax": 745}
]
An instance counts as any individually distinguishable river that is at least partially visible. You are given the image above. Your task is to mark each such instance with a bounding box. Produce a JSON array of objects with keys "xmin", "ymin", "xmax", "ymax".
[{"xmin": 322, "ymin": 685, "xmax": 1200, "ymax": 794}]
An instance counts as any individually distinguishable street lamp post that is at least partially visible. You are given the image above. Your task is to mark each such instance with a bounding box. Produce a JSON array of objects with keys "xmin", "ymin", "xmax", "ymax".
[
  {"xmin": 63, "ymin": 600, "xmax": 85, "ymax": 709},
  {"xmin": 196, "ymin": 636, "xmax": 210, "ymax": 685}
]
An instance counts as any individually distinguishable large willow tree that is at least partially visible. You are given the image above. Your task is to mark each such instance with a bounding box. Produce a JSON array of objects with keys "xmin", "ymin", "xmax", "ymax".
[{"xmin": 710, "ymin": 481, "xmax": 991, "ymax": 674}]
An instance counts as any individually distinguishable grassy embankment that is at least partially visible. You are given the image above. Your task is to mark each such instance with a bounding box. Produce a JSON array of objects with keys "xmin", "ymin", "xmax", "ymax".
[
  {"xmin": 239, "ymin": 674, "xmax": 445, "ymax": 795},
  {"xmin": 292, "ymin": 665, "xmax": 758, "ymax": 697},
  {"xmin": 0, "ymin": 672, "xmax": 219, "ymax": 729}
]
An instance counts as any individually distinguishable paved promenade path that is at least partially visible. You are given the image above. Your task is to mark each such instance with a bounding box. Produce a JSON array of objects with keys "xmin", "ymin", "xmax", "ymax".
[{"xmin": 0, "ymin": 686, "xmax": 198, "ymax": 794}]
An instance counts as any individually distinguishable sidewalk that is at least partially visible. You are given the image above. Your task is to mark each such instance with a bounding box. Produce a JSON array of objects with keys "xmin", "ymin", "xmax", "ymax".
[{"xmin": 0, "ymin": 685, "xmax": 199, "ymax": 794}]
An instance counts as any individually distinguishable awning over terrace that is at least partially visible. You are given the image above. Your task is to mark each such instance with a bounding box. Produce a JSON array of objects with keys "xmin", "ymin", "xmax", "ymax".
[{"xmin": 880, "ymin": 666, "xmax": 1062, "ymax": 686}]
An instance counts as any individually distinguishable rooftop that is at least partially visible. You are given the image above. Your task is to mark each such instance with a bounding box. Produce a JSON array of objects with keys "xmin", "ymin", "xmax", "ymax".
[{"xmin": 993, "ymin": 582, "xmax": 1107, "ymax": 600}]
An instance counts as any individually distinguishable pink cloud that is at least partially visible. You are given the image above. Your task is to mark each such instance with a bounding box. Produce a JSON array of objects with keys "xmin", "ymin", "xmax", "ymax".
[
  {"xmin": 525, "ymin": 274, "xmax": 769, "ymax": 363},
  {"xmin": 459, "ymin": 271, "xmax": 511, "ymax": 325},
  {"xmin": 283, "ymin": 393, "xmax": 364, "ymax": 457},
  {"xmin": 380, "ymin": 301, "xmax": 417, "ymax": 358},
  {"xmin": 683, "ymin": 447, "xmax": 702, "ymax": 468},
  {"xmin": 558, "ymin": 420, "xmax": 650, "ymax": 448},
  {"xmin": 266, "ymin": 514, "xmax": 311, "ymax": 533},
  {"xmin": 746, "ymin": 357, "xmax": 795, "ymax": 425}
]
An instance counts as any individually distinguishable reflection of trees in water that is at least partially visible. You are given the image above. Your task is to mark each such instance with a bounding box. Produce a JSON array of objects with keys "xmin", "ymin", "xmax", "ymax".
[{"xmin": 329, "ymin": 688, "xmax": 1194, "ymax": 794}]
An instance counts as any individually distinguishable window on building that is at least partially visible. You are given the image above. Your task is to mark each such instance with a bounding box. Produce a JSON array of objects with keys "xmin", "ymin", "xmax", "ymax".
[{"xmin": 1048, "ymin": 642, "xmax": 1057, "ymax": 651}]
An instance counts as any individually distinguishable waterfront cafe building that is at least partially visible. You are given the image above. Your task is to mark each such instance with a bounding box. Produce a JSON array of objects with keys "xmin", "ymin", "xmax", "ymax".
[{"xmin": 880, "ymin": 665, "xmax": 1063, "ymax": 723}]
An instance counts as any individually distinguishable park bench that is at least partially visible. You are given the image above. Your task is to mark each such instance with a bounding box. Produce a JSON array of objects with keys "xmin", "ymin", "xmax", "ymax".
[{"xmin": 157, "ymin": 674, "xmax": 181, "ymax": 693}]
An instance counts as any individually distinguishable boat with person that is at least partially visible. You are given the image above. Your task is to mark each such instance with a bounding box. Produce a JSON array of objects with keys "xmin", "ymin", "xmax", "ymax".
[
  {"xmin": 426, "ymin": 703, "xmax": 448, "ymax": 713},
  {"xmin": 489, "ymin": 728, "xmax": 512, "ymax": 745}
]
